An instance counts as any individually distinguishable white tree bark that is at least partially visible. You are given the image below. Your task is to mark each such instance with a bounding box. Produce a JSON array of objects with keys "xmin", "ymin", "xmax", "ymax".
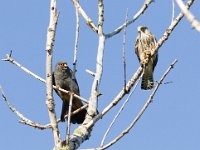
[
  {"xmin": 45, "ymin": 0, "xmax": 61, "ymax": 147},
  {"xmin": 176, "ymin": 0, "xmax": 200, "ymax": 32}
]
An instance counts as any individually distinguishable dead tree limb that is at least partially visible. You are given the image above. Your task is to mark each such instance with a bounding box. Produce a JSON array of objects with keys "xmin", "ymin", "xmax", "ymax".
[
  {"xmin": 176, "ymin": 0, "xmax": 200, "ymax": 32},
  {"xmin": 45, "ymin": 0, "xmax": 61, "ymax": 147}
]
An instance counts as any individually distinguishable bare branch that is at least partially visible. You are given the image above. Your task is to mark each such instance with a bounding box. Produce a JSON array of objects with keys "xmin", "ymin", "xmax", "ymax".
[
  {"xmin": 0, "ymin": 86, "xmax": 46, "ymax": 129},
  {"xmin": 19, "ymin": 104, "xmax": 88, "ymax": 130},
  {"xmin": 85, "ymin": 69, "xmax": 96, "ymax": 77},
  {"xmin": 72, "ymin": 3, "xmax": 80, "ymax": 78},
  {"xmin": 98, "ymin": 60, "xmax": 178, "ymax": 150},
  {"xmin": 105, "ymin": 0, "xmax": 154, "ymax": 39},
  {"xmin": 100, "ymin": 76, "xmax": 141, "ymax": 147},
  {"xmin": 176, "ymin": 0, "xmax": 200, "ymax": 32},
  {"xmin": 157, "ymin": 0, "xmax": 195, "ymax": 49},
  {"xmin": 2, "ymin": 54, "xmax": 46, "ymax": 83},
  {"xmin": 0, "ymin": 86, "xmax": 57, "ymax": 130},
  {"xmin": 71, "ymin": 0, "xmax": 98, "ymax": 33},
  {"xmin": 85, "ymin": 0, "xmax": 105, "ymax": 122},
  {"xmin": 65, "ymin": 5, "xmax": 80, "ymax": 145},
  {"xmin": 2, "ymin": 54, "xmax": 89, "ymax": 104},
  {"xmin": 97, "ymin": 0, "xmax": 104, "ymax": 35},
  {"xmin": 66, "ymin": 94, "xmax": 74, "ymax": 144},
  {"xmin": 122, "ymin": 9, "xmax": 128, "ymax": 91},
  {"xmin": 18, "ymin": 120, "xmax": 50, "ymax": 130},
  {"xmin": 0, "ymin": 87, "xmax": 51, "ymax": 130},
  {"xmin": 55, "ymin": 87, "xmax": 88, "ymax": 104},
  {"xmin": 0, "ymin": 86, "xmax": 62, "ymax": 130},
  {"xmin": 45, "ymin": 0, "xmax": 61, "ymax": 147}
]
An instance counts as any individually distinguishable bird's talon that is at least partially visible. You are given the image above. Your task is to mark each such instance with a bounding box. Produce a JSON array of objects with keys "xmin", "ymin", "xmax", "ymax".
[
  {"xmin": 145, "ymin": 50, "xmax": 151, "ymax": 58},
  {"xmin": 141, "ymin": 59, "xmax": 148, "ymax": 66}
]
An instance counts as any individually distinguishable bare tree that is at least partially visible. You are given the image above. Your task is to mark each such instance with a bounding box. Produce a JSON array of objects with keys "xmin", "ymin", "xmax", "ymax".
[{"xmin": 1, "ymin": 0, "xmax": 197, "ymax": 149}]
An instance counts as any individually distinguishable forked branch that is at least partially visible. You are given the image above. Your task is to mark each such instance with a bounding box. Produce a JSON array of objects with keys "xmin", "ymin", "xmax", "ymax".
[
  {"xmin": 71, "ymin": 0, "xmax": 98, "ymax": 33},
  {"xmin": 105, "ymin": 0, "xmax": 154, "ymax": 39},
  {"xmin": 176, "ymin": 0, "xmax": 200, "ymax": 32}
]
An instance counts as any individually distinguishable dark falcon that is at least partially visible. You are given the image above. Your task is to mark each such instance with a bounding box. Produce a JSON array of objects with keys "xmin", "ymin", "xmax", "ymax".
[
  {"xmin": 135, "ymin": 26, "xmax": 158, "ymax": 90},
  {"xmin": 53, "ymin": 61, "xmax": 86, "ymax": 124}
]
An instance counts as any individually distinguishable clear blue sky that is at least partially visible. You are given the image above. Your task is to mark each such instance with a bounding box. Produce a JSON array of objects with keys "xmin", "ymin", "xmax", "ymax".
[{"xmin": 0, "ymin": 1, "xmax": 200, "ymax": 150}]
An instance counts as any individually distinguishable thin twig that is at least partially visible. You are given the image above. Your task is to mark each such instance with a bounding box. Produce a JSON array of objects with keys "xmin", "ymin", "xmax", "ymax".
[
  {"xmin": 105, "ymin": 0, "xmax": 154, "ymax": 39},
  {"xmin": 100, "ymin": 76, "xmax": 141, "ymax": 147},
  {"xmin": 157, "ymin": 0, "xmax": 195, "ymax": 49},
  {"xmin": 66, "ymin": 93, "xmax": 74, "ymax": 145},
  {"xmin": 66, "ymin": 4, "xmax": 80, "ymax": 144},
  {"xmin": 2, "ymin": 54, "xmax": 46, "ymax": 82},
  {"xmin": 19, "ymin": 104, "xmax": 88, "ymax": 129},
  {"xmin": 176, "ymin": 0, "xmax": 200, "ymax": 32},
  {"xmin": 2, "ymin": 54, "xmax": 89, "ymax": 104},
  {"xmin": 0, "ymin": 86, "xmax": 47, "ymax": 129},
  {"xmin": 0, "ymin": 87, "xmax": 51, "ymax": 130},
  {"xmin": 0, "ymin": 87, "xmax": 56, "ymax": 130},
  {"xmin": 73, "ymin": 2, "xmax": 80, "ymax": 78},
  {"xmin": 97, "ymin": 60, "xmax": 178, "ymax": 150},
  {"xmin": 71, "ymin": 0, "xmax": 98, "ymax": 33},
  {"xmin": 85, "ymin": 69, "xmax": 96, "ymax": 77},
  {"xmin": 122, "ymin": 9, "xmax": 128, "ymax": 92}
]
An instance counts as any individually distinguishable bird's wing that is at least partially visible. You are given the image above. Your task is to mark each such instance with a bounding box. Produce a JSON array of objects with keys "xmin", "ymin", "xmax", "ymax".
[
  {"xmin": 135, "ymin": 35, "xmax": 141, "ymax": 62},
  {"xmin": 68, "ymin": 67, "xmax": 80, "ymax": 94},
  {"xmin": 52, "ymin": 72, "xmax": 55, "ymax": 85}
]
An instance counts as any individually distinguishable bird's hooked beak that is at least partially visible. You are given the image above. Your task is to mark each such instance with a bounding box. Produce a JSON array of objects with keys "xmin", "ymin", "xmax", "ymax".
[
  {"xmin": 58, "ymin": 62, "xmax": 68, "ymax": 70},
  {"xmin": 137, "ymin": 26, "xmax": 142, "ymax": 33},
  {"xmin": 63, "ymin": 63, "xmax": 67, "ymax": 69},
  {"xmin": 137, "ymin": 26, "xmax": 147, "ymax": 33},
  {"xmin": 63, "ymin": 63, "xmax": 67, "ymax": 70}
]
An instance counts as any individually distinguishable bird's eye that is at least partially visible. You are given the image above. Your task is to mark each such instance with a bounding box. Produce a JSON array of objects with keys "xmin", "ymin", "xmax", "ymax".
[
  {"xmin": 59, "ymin": 63, "xmax": 64, "ymax": 67},
  {"xmin": 59, "ymin": 63, "xmax": 67, "ymax": 68},
  {"xmin": 141, "ymin": 27, "xmax": 145, "ymax": 31}
]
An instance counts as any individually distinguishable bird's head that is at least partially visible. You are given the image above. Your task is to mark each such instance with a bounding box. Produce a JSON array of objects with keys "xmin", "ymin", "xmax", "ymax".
[
  {"xmin": 55, "ymin": 61, "xmax": 68, "ymax": 71},
  {"xmin": 54, "ymin": 61, "xmax": 72, "ymax": 80},
  {"xmin": 137, "ymin": 26, "xmax": 148, "ymax": 33}
]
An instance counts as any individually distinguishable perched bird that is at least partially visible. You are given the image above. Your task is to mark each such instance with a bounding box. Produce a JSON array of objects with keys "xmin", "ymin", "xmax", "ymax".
[
  {"xmin": 52, "ymin": 61, "xmax": 87, "ymax": 124},
  {"xmin": 135, "ymin": 26, "xmax": 158, "ymax": 90}
]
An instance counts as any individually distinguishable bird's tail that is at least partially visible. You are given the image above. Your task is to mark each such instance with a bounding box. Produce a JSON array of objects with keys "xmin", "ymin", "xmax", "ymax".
[
  {"xmin": 70, "ymin": 97, "xmax": 87, "ymax": 124},
  {"xmin": 60, "ymin": 97, "xmax": 87, "ymax": 124},
  {"xmin": 61, "ymin": 101, "xmax": 68, "ymax": 122},
  {"xmin": 71, "ymin": 107, "xmax": 87, "ymax": 124},
  {"xmin": 141, "ymin": 65, "xmax": 154, "ymax": 90}
]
